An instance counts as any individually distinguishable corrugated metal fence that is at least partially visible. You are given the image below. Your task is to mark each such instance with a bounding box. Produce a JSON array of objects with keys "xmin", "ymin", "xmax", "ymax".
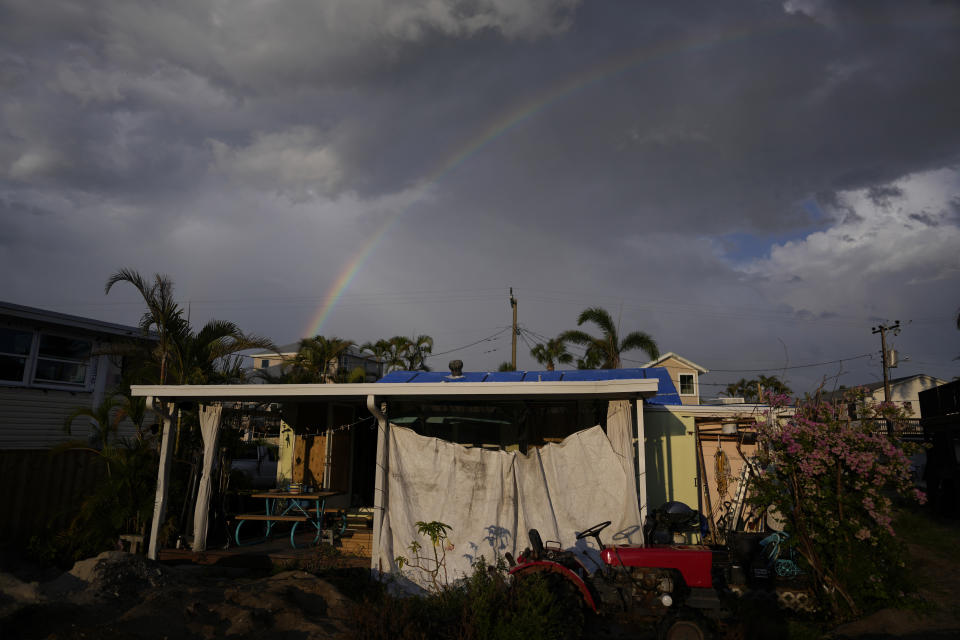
[{"xmin": 0, "ymin": 449, "xmax": 107, "ymax": 546}]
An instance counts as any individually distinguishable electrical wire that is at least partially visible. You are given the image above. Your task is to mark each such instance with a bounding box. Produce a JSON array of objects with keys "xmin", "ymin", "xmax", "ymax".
[
  {"xmin": 424, "ymin": 327, "xmax": 511, "ymax": 359},
  {"xmin": 704, "ymin": 353, "xmax": 873, "ymax": 373}
]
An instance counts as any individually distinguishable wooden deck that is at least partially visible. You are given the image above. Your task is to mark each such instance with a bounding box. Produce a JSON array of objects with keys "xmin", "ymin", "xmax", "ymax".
[{"xmin": 157, "ymin": 527, "xmax": 372, "ymax": 569}]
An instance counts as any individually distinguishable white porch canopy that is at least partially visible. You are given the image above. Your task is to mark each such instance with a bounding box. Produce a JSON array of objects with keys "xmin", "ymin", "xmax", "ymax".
[{"xmin": 132, "ymin": 378, "xmax": 658, "ymax": 565}]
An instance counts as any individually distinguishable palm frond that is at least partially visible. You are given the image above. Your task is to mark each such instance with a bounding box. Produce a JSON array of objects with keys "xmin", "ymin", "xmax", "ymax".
[
  {"xmin": 577, "ymin": 307, "xmax": 617, "ymax": 337},
  {"xmin": 619, "ymin": 331, "xmax": 659, "ymax": 361}
]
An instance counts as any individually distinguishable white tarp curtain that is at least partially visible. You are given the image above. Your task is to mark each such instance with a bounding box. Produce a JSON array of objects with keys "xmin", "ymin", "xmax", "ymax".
[
  {"xmin": 192, "ymin": 404, "xmax": 223, "ymax": 552},
  {"xmin": 606, "ymin": 399, "xmax": 643, "ymax": 527},
  {"xmin": 381, "ymin": 401, "xmax": 643, "ymax": 588}
]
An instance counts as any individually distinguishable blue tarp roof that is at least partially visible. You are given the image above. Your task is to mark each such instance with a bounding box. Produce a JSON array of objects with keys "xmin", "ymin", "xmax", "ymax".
[{"xmin": 377, "ymin": 367, "xmax": 681, "ymax": 405}]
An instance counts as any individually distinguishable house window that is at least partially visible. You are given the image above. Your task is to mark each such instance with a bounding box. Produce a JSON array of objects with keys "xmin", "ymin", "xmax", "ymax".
[
  {"xmin": 32, "ymin": 334, "xmax": 92, "ymax": 385},
  {"xmin": 679, "ymin": 373, "xmax": 696, "ymax": 395},
  {"xmin": 261, "ymin": 359, "xmax": 270, "ymax": 369},
  {"xmin": 0, "ymin": 328, "xmax": 93, "ymax": 388},
  {"xmin": 0, "ymin": 328, "xmax": 34, "ymax": 383}
]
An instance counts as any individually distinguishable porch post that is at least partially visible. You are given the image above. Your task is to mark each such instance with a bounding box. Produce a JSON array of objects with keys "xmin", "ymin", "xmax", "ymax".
[
  {"xmin": 191, "ymin": 403, "xmax": 224, "ymax": 552},
  {"xmin": 367, "ymin": 395, "xmax": 389, "ymax": 573},
  {"xmin": 632, "ymin": 398, "xmax": 649, "ymax": 529},
  {"xmin": 147, "ymin": 399, "xmax": 175, "ymax": 560}
]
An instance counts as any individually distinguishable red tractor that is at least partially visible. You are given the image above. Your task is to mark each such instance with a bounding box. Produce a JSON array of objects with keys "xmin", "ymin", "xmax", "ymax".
[{"xmin": 507, "ymin": 502, "xmax": 814, "ymax": 640}]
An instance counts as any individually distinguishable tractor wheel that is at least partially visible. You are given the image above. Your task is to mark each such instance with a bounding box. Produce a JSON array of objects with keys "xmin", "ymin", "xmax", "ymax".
[{"xmin": 658, "ymin": 610, "xmax": 712, "ymax": 640}]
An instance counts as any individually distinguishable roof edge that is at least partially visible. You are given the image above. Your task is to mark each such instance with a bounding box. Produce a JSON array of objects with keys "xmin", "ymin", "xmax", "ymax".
[
  {"xmin": 132, "ymin": 378, "xmax": 659, "ymax": 401},
  {"xmin": 642, "ymin": 352, "xmax": 709, "ymax": 373},
  {"xmin": 0, "ymin": 300, "xmax": 150, "ymax": 339}
]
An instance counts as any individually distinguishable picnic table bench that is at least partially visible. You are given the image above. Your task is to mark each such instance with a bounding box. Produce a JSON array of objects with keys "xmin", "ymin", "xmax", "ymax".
[{"xmin": 234, "ymin": 490, "xmax": 341, "ymax": 548}]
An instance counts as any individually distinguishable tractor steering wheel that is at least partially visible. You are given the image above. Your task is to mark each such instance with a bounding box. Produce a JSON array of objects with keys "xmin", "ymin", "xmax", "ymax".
[{"xmin": 576, "ymin": 521, "xmax": 611, "ymax": 540}]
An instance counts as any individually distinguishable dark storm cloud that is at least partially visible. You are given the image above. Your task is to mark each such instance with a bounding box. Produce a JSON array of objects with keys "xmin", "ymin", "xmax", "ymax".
[
  {"xmin": 1, "ymin": 0, "xmax": 959, "ymax": 392},
  {"xmin": 3, "ymin": 0, "xmax": 959, "ymax": 227},
  {"xmin": 868, "ymin": 185, "xmax": 905, "ymax": 208}
]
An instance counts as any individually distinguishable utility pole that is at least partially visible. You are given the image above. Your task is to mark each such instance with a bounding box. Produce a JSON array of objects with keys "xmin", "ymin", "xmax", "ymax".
[
  {"xmin": 872, "ymin": 320, "xmax": 901, "ymax": 436},
  {"xmin": 871, "ymin": 321, "xmax": 901, "ymax": 403},
  {"xmin": 510, "ymin": 288, "xmax": 518, "ymax": 370}
]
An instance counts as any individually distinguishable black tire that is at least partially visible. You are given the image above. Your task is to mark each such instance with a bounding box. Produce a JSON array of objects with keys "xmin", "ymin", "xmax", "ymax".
[{"xmin": 658, "ymin": 610, "xmax": 712, "ymax": 640}]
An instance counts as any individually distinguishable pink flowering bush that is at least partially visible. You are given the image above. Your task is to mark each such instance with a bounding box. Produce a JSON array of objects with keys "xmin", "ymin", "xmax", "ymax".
[{"xmin": 749, "ymin": 389, "xmax": 925, "ymax": 619}]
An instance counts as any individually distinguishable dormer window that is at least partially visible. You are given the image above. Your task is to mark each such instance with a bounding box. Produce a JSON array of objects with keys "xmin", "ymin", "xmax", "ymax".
[{"xmin": 679, "ymin": 373, "xmax": 696, "ymax": 396}]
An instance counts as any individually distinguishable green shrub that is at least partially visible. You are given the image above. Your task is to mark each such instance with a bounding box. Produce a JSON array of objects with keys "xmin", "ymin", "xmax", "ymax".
[{"xmin": 350, "ymin": 557, "xmax": 585, "ymax": 640}]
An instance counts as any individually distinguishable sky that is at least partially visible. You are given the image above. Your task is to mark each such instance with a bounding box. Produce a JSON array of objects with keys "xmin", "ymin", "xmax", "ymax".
[{"xmin": 1, "ymin": 0, "xmax": 959, "ymax": 395}]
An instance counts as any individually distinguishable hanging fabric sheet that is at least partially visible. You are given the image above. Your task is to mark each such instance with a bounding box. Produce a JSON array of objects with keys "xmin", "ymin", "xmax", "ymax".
[{"xmin": 380, "ymin": 402, "xmax": 642, "ymax": 589}]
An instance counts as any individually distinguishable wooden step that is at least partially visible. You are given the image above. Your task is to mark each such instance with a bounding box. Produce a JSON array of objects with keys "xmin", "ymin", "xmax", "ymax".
[{"xmin": 339, "ymin": 530, "xmax": 372, "ymax": 556}]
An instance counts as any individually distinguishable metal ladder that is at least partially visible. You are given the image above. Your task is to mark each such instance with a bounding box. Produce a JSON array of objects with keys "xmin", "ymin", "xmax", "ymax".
[{"xmin": 726, "ymin": 457, "xmax": 759, "ymax": 535}]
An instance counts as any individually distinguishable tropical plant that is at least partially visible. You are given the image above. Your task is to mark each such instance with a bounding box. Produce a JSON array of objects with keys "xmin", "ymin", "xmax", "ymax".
[
  {"xmin": 497, "ymin": 361, "xmax": 516, "ymax": 372},
  {"xmin": 722, "ymin": 375, "xmax": 792, "ymax": 402},
  {"xmin": 105, "ymin": 268, "xmax": 276, "ymax": 385},
  {"xmin": 561, "ymin": 306, "xmax": 658, "ymax": 369},
  {"xmin": 749, "ymin": 389, "xmax": 925, "ymax": 619},
  {"xmin": 170, "ymin": 318, "xmax": 276, "ymax": 384},
  {"xmin": 360, "ymin": 339, "xmax": 392, "ymax": 376},
  {"xmin": 757, "ymin": 374, "xmax": 792, "ymax": 398},
  {"xmin": 722, "ymin": 378, "xmax": 753, "ymax": 400},
  {"xmin": 385, "ymin": 336, "xmax": 412, "ymax": 372},
  {"xmin": 64, "ymin": 395, "xmax": 123, "ymax": 449},
  {"xmin": 395, "ymin": 520, "xmax": 453, "ymax": 592},
  {"xmin": 355, "ymin": 555, "xmax": 583, "ymax": 640},
  {"xmin": 404, "ymin": 334, "xmax": 433, "ymax": 371},
  {"xmin": 105, "ymin": 269, "xmax": 185, "ymax": 384},
  {"xmin": 366, "ymin": 335, "xmax": 435, "ymax": 373},
  {"xmin": 289, "ymin": 335, "xmax": 354, "ymax": 383},
  {"xmin": 529, "ymin": 337, "xmax": 573, "ymax": 371},
  {"xmin": 115, "ymin": 392, "xmax": 148, "ymax": 438},
  {"xmin": 42, "ymin": 434, "xmax": 159, "ymax": 564}
]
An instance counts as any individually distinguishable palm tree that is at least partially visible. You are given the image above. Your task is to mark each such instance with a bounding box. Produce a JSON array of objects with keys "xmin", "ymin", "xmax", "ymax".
[
  {"xmin": 107, "ymin": 268, "xmax": 277, "ymax": 386},
  {"xmin": 114, "ymin": 373, "xmax": 149, "ymax": 439},
  {"xmin": 757, "ymin": 374, "xmax": 792, "ymax": 399},
  {"xmin": 404, "ymin": 334, "xmax": 433, "ymax": 371},
  {"xmin": 723, "ymin": 378, "xmax": 754, "ymax": 401},
  {"xmin": 360, "ymin": 339, "xmax": 392, "ymax": 377},
  {"xmin": 105, "ymin": 269, "xmax": 186, "ymax": 384},
  {"xmin": 530, "ymin": 337, "xmax": 573, "ymax": 371},
  {"xmin": 290, "ymin": 336, "xmax": 354, "ymax": 383},
  {"xmin": 721, "ymin": 376, "xmax": 791, "ymax": 402},
  {"xmin": 561, "ymin": 307, "xmax": 659, "ymax": 369},
  {"xmin": 170, "ymin": 319, "xmax": 276, "ymax": 384},
  {"xmin": 64, "ymin": 395, "xmax": 124, "ymax": 449},
  {"xmin": 385, "ymin": 336, "xmax": 412, "ymax": 372},
  {"xmin": 375, "ymin": 335, "xmax": 434, "ymax": 372}
]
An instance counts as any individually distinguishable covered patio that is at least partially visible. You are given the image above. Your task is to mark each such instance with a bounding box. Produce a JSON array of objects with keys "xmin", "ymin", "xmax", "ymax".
[{"xmin": 133, "ymin": 371, "xmax": 662, "ymax": 578}]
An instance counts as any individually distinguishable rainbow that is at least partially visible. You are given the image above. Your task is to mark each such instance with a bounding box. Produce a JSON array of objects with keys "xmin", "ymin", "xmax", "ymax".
[{"xmin": 303, "ymin": 17, "xmax": 803, "ymax": 337}]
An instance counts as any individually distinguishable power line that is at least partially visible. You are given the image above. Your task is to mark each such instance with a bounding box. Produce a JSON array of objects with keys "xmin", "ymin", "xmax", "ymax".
[
  {"xmin": 702, "ymin": 353, "xmax": 874, "ymax": 373},
  {"xmin": 521, "ymin": 322, "xmax": 878, "ymax": 374},
  {"xmin": 424, "ymin": 327, "xmax": 511, "ymax": 359}
]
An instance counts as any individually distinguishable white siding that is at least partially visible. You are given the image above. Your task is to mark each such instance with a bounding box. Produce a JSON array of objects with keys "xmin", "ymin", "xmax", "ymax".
[
  {"xmin": 0, "ymin": 386, "xmax": 98, "ymax": 449},
  {"xmin": 0, "ymin": 387, "xmax": 141, "ymax": 449}
]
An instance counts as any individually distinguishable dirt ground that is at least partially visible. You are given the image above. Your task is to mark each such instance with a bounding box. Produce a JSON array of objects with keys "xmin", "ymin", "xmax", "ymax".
[
  {"xmin": 0, "ymin": 551, "xmax": 360, "ymax": 640},
  {"xmin": 831, "ymin": 542, "xmax": 960, "ymax": 639},
  {"xmin": 2, "ymin": 540, "xmax": 959, "ymax": 640}
]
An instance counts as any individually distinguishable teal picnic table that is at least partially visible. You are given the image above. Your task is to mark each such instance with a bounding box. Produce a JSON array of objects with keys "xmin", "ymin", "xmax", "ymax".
[{"xmin": 234, "ymin": 490, "xmax": 341, "ymax": 548}]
